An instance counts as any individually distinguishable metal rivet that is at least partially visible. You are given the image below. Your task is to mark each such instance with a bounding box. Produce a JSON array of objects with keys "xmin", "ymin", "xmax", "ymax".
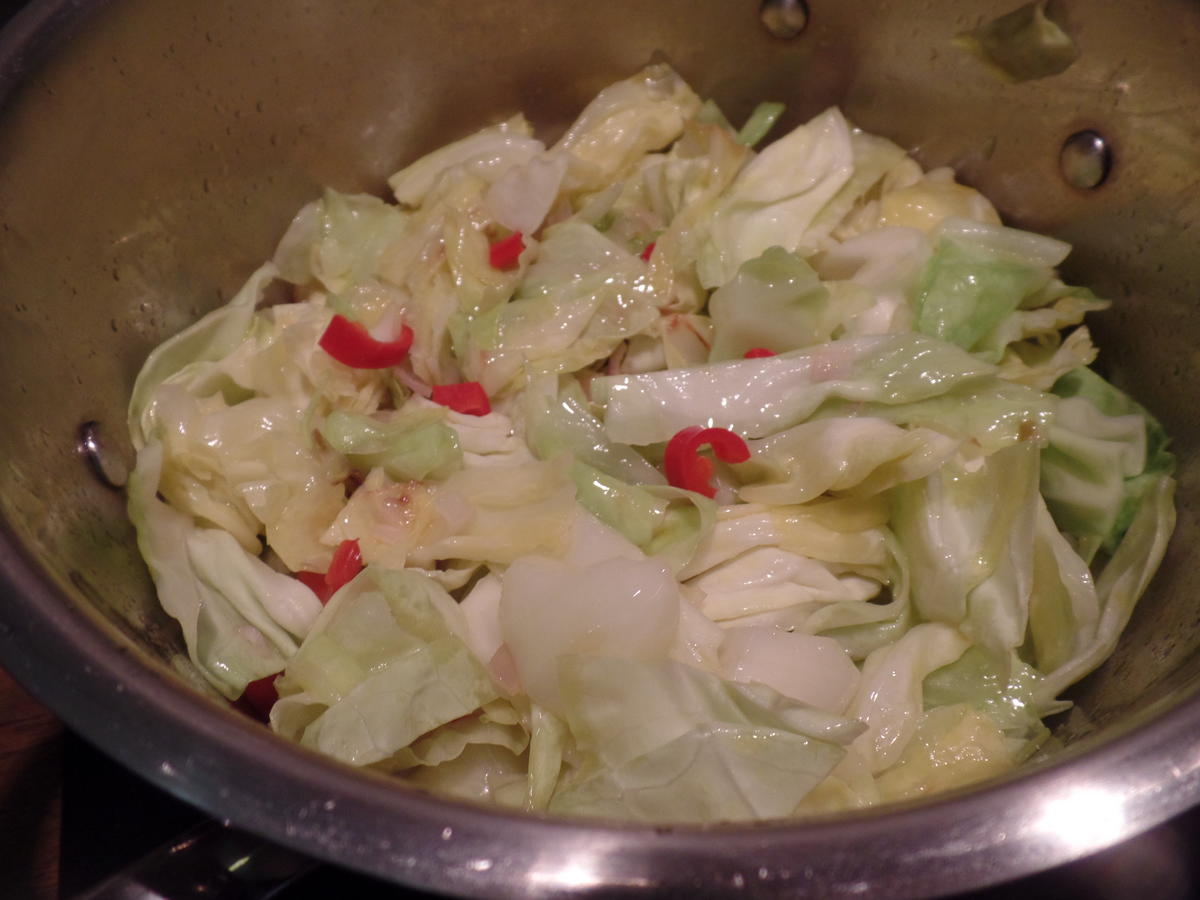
[
  {"xmin": 760, "ymin": 0, "xmax": 809, "ymax": 39},
  {"xmin": 1060, "ymin": 130, "xmax": 1112, "ymax": 190},
  {"xmin": 78, "ymin": 421, "xmax": 128, "ymax": 489}
]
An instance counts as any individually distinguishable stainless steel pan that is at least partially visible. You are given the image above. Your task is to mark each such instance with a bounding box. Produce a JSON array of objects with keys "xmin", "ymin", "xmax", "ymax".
[{"xmin": 3, "ymin": 1, "xmax": 1200, "ymax": 895}]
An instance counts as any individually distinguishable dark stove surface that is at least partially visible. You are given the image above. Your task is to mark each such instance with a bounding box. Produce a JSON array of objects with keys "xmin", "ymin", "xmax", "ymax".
[
  {"xmin": 60, "ymin": 731, "xmax": 1200, "ymax": 900},
  {"xmin": 60, "ymin": 733, "xmax": 432, "ymax": 899}
]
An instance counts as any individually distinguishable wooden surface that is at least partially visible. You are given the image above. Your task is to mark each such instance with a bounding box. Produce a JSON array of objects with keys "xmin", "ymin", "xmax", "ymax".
[{"xmin": 0, "ymin": 666, "xmax": 62, "ymax": 900}]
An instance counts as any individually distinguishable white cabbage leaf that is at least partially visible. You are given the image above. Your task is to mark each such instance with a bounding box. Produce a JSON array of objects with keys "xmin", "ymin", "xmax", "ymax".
[
  {"xmin": 698, "ymin": 108, "xmax": 855, "ymax": 288},
  {"xmin": 891, "ymin": 441, "xmax": 1041, "ymax": 659},
  {"xmin": 679, "ymin": 496, "xmax": 892, "ymax": 581},
  {"xmin": 705, "ymin": 247, "xmax": 836, "ymax": 361},
  {"xmin": 551, "ymin": 64, "xmax": 701, "ymax": 196},
  {"xmin": 388, "ymin": 114, "xmax": 543, "ymax": 208},
  {"xmin": 592, "ymin": 332, "xmax": 996, "ymax": 446},
  {"xmin": 274, "ymin": 190, "xmax": 409, "ymax": 294},
  {"xmin": 127, "ymin": 442, "xmax": 319, "ymax": 698},
  {"xmin": 1040, "ymin": 366, "xmax": 1176, "ymax": 562},
  {"xmin": 848, "ymin": 622, "xmax": 971, "ymax": 773},
  {"xmin": 1037, "ymin": 473, "xmax": 1176, "ymax": 703},
  {"xmin": 273, "ymin": 567, "xmax": 501, "ymax": 767},
  {"xmin": 499, "ymin": 554, "xmax": 681, "ymax": 714},
  {"xmin": 736, "ymin": 417, "xmax": 960, "ymax": 505},
  {"xmin": 129, "ymin": 262, "xmax": 280, "ymax": 449},
  {"xmin": 718, "ymin": 626, "xmax": 861, "ymax": 714},
  {"xmin": 462, "ymin": 221, "xmax": 659, "ymax": 396},
  {"xmin": 548, "ymin": 656, "xmax": 863, "ymax": 822},
  {"xmin": 913, "ymin": 217, "xmax": 1071, "ymax": 355}
]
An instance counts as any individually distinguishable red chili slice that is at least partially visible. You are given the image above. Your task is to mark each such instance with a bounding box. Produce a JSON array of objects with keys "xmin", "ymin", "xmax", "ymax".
[
  {"xmin": 743, "ymin": 347, "xmax": 776, "ymax": 358},
  {"xmin": 236, "ymin": 673, "xmax": 280, "ymax": 723},
  {"xmin": 295, "ymin": 539, "xmax": 362, "ymax": 605},
  {"xmin": 663, "ymin": 426, "xmax": 750, "ymax": 498},
  {"xmin": 640, "ymin": 241, "xmax": 656, "ymax": 261},
  {"xmin": 324, "ymin": 538, "xmax": 363, "ymax": 593},
  {"xmin": 430, "ymin": 381, "xmax": 492, "ymax": 416},
  {"xmin": 488, "ymin": 231, "xmax": 525, "ymax": 270},
  {"xmin": 318, "ymin": 314, "xmax": 414, "ymax": 369}
]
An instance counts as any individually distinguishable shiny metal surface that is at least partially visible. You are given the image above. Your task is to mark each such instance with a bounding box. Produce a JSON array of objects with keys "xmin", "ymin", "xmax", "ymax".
[
  {"xmin": 1059, "ymin": 130, "xmax": 1113, "ymax": 191},
  {"xmin": 760, "ymin": 0, "xmax": 811, "ymax": 40},
  {"xmin": 75, "ymin": 820, "xmax": 316, "ymax": 900},
  {"xmin": 2, "ymin": 0, "xmax": 1200, "ymax": 896}
]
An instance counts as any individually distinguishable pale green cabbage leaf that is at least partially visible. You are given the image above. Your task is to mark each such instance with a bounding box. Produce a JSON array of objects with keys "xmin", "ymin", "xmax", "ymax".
[
  {"xmin": 548, "ymin": 656, "xmax": 862, "ymax": 822},
  {"xmin": 128, "ymin": 442, "xmax": 320, "ymax": 698}
]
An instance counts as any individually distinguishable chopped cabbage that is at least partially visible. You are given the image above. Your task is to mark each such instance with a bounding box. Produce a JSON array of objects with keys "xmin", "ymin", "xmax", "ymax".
[{"xmin": 127, "ymin": 64, "xmax": 1175, "ymax": 823}]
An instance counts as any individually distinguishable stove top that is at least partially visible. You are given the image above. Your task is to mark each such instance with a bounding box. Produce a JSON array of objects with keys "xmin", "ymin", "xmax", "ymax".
[{"xmin": 59, "ymin": 731, "xmax": 1200, "ymax": 899}]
